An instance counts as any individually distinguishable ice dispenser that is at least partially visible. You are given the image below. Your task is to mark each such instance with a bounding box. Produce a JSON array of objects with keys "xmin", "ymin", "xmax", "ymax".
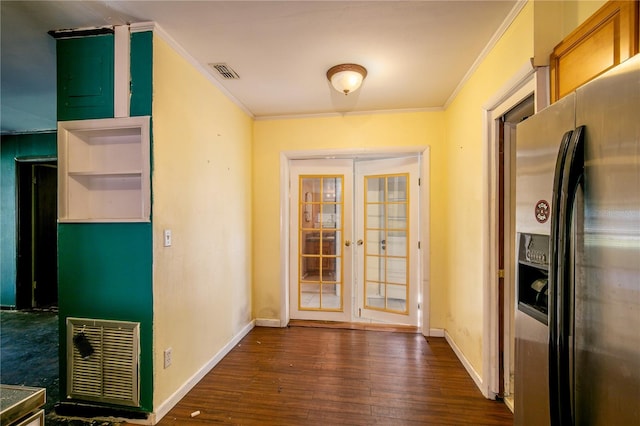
[{"xmin": 517, "ymin": 233, "xmax": 549, "ymax": 325}]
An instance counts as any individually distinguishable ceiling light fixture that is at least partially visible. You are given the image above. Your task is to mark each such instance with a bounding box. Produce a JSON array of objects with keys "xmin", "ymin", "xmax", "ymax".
[{"xmin": 326, "ymin": 63, "xmax": 367, "ymax": 95}]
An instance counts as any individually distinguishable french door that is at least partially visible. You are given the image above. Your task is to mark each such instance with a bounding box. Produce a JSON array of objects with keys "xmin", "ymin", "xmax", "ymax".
[
  {"xmin": 355, "ymin": 157, "xmax": 420, "ymax": 325},
  {"xmin": 289, "ymin": 157, "xmax": 420, "ymax": 326},
  {"xmin": 289, "ymin": 160, "xmax": 353, "ymax": 321}
]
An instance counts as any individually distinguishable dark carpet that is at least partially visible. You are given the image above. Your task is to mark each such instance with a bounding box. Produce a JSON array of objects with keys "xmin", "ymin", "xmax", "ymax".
[
  {"xmin": 0, "ymin": 309, "xmax": 60, "ymax": 413},
  {"xmin": 1, "ymin": 310, "xmax": 127, "ymax": 425}
]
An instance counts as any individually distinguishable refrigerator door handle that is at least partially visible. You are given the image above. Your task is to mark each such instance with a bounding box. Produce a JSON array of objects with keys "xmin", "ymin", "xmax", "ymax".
[
  {"xmin": 549, "ymin": 129, "xmax": 573, "ymax": 425},
  {"xmin": 549, "ymin": 126, "xmax": 585, "ymax": 426}
]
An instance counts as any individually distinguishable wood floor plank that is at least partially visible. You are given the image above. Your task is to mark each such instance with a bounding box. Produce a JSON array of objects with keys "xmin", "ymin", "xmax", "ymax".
[{"xmin": 152, "ymin": 325, "xmax": 513, "ymax": 425}]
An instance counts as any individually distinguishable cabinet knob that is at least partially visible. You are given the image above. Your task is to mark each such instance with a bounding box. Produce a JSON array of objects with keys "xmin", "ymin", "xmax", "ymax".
[
  {"xmin": 357, "ymin": 239, "xmax": 363, "ymax": 246},
  {"xmin": 345, "ymin": 240, "xmax": 351, "ymax": 247}
]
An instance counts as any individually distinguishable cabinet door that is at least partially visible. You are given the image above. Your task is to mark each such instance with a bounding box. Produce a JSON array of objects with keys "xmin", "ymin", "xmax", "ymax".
[
  {"xmin": 57, "ymin": 34, "xmax": 114, "ymax": 121},
  {"xmin": 550, "ymin": 0, "xmax": 639, "ymax": 102},
  {"xmin": 130, "ymin": 31, "xmax": 153, "ymax": 117}
]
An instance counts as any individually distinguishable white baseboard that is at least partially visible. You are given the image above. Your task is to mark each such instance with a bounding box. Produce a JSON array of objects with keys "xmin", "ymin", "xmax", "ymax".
[
  {"xmin": 428, "ymin": 328, "xmax": 445, "ymax": 337},
  {"xmin": 255, "ymin": 318, "xmax": 283, "ymax": 327},
  {"xmin": 504, "ymin": 395, "xmax": 514, "ymax": 413},
  {"xmin": 151, "ymin": 320, "xmax": 255, "ymax": 424},
  {"xmin": 444, "ymin": 330, "xmax": 484, "ymax": 394}
]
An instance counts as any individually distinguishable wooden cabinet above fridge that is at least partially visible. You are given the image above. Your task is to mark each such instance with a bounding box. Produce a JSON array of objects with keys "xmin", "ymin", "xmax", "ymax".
[{"xmin": 549, "ymin": 0, "xmax": 639, "ymax": 103}]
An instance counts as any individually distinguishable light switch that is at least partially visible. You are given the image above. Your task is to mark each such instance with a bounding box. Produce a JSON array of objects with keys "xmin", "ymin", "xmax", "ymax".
[{"xmin": 163, "ymin": 229, "xmax": 172, "ymax": 247}]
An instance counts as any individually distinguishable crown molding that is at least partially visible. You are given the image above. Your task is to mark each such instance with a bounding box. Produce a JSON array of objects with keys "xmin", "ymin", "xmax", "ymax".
[{"xmin": 444, "ymin": 0, "xmax": 528, "ymax": 109}]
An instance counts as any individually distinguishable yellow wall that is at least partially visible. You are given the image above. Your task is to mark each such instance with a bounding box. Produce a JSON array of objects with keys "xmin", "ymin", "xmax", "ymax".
[
  {"xmin": 560, "ymin": 0, "xmax": 607, "ymax": 38},
  {"xmin": 151, "ymin": 35, "xmax": 253, "ymax": 407},
  {"xmin": 252, "ymin": 112, "xmax": 448, "ymax": 327},
  {"xmin": 533, "ymin": 0, "xmax": 606, "ymax": 64},
  {"xmin": 440, "ymin": 0, "xmax": 605, "ymax": 375},
  {"xmin": 443, "ymin": 2, "xmax": 534, "ymax": 374}
]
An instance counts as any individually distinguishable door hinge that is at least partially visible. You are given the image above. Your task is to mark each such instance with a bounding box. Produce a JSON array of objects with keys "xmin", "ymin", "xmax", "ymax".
[
  {"xmin": 358, "ymin": 308, "xmax": 362, "ymax": 317},
  {"xmin": 418, "ymin": 178, "xmax": 421, "ymax": 186},
  {"xmin": 498, "ymin": 269, "xmax": 505, "ymax": 278},
  {"xmin": 418, "ymin": 241, "xmax": 421, "ymax": 249},
  {"xmin": 418, "ymin": 303, "xmax": 421, "ymax": 310}
]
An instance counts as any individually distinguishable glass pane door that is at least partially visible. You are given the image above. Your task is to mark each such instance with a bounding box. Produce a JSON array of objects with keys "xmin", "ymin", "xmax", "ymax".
[
  {"xmin": 355, "ymin": 156, "xmax": 419, "ymax": 326},
  {"xmin": 288, "ymin": 157, "xmax": 419, "ymax": 325},
  {"xmin": 364, "ymin": 174, "xmax": 409, "ymax": 313},
  {"xmin": 289, "ymin": 159, "xmax": 353, "ymax": 322},
  {"xmin": 299, "ymin": 175, "xmax": 343, "ymax": 311}
]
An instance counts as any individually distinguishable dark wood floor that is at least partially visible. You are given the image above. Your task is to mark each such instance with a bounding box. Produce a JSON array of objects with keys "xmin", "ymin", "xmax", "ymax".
[{"xmin": 155, "ymin": 325, "xmax": 513, "ymax": 425}]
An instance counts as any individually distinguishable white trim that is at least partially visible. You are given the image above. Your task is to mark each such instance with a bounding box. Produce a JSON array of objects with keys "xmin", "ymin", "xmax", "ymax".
[
  {"xmin": 445, "ymin": 0, "xmax": 528, "ymax": 109},
  {"xmin": 256, "ymin": 318, "xmax": 284, "ymax": 328},
  {"xmin": 482, "ymin": 61, "xmax": 536, "ymax": 111},
  {"xmin": 445, "ymin": 330, "xmax": 485, "ymax": 396},
  {"xmin": 151, "ymin": 320, "xmax": 255, "ymax": 424},
  {"xmin": 281, "ymin": 146, "xmax": 428, "ymax": 161},
  {"xmin": 420, "ymin": 147, "xmax": 431, "ymax": 337},
  {"xmin": 150, "ymin": 23, "xmax": 254, "ymax": 119},
  {"xmin": 130, "ymin": 21, "xmax": 155, "ymax": 34},
  {"xmin": 504, "ymin": 395, "xmax": 515, "ymax": 413},
  {"xmin": 114, "ymin": 25, "xmax": 130, "ymax": 118},
  {"xmin": 257, "ymin": 106, "xmax": 443, "ymax": 122},
  {"xmin": 481, "ymin": 64, "xmax": 537, "ymax": 400},
  {"xmin": 279, "ymin": 153, "xmax": 292, "ymax": 328},
  {"xmin": 534, "ymin": 66, "xmax": 550, "ymax": 112},
  {"xmin": 429, "ymin": 328, "xmax": 445, "ymax": 338},
  {"xmin": 482, "ymin": 106, "xmax": 500, "ymax": 399}
]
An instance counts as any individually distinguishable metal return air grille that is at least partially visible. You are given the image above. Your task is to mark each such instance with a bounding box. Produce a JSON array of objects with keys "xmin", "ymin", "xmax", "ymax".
[{"xmin": 67, "ymin": 318, "xmax": 140, "ymax": 407}]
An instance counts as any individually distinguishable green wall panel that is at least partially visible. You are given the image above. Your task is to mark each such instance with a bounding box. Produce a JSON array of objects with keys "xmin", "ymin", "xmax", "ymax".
[
  {"xmin": 0, "ymin": 133, "xmax": 57, "ymax": 307},
  {"xmin": 54, "ymin": 30, "xmax": 155, "ymax": 413},
  {"xmin": 58, "ymin": 222, "xmax": 153, "ymax": 411},
  {"xmin": 57, "ymin": 35, "xmax": 114, "ymax": 121},
  {"xmin": 130, "ymin": 31, "xmax": 153, "ymax": 117}
]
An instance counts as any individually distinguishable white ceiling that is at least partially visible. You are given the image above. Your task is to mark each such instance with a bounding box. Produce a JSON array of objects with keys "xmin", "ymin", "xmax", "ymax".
[{"xmin": 0, "ymin": 0, "xmax": 521, "ymax": 134}]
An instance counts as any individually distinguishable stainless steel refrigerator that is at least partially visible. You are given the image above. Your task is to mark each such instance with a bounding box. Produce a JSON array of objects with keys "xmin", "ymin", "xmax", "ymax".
[{"xmin": 514, "ymin": 54, "xmax": 640, "ymax": 425}]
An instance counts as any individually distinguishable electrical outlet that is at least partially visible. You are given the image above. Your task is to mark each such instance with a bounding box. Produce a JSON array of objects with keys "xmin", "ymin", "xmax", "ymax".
[
  {"xmin": 163, "ymin": 229, "xmax": 172, "ymax": 247},
  {"xmin": 164, "ymin": 347, "xmax": 172, "ymax": 369}
]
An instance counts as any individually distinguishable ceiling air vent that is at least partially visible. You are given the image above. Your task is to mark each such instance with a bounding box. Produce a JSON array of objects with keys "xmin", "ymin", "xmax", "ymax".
[{"xmin": 210, "ymin": 63, "xmax": 240, "ymax": 80}]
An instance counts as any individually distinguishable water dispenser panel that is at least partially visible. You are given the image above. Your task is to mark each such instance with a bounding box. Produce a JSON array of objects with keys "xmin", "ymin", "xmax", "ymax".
[{"xmin": 517, "ymin": 233, "xmax": 550, "ymax": 325}]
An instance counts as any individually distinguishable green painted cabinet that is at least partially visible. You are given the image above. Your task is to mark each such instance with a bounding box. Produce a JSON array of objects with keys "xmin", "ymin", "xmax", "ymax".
[
  {"xmin": 57, "ymin": 34, "xmax": 114, "ymax": 121},
  {"xmin": 130, "ymin": 31, "xmax": 153, "ymax": 117}
]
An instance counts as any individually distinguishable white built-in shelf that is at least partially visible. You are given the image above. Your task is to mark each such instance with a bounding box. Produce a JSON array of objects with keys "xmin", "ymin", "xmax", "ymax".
[
  {"xmin": 68, "ymin": 171, "xmax": 143, "ymax": 177},
  {"xmin": 58, "ymin": 116, "xmax": 151, "ymax": 222}
]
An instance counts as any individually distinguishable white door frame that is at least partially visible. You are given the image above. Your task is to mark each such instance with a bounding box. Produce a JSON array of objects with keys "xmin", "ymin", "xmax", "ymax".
[
  {"xmin": 279, "ymin": 147, "xmax": 430, "ymax": 335},
  {"xmin": 481, "ymin": 62, "xmax": 547, "ymax": 400}
]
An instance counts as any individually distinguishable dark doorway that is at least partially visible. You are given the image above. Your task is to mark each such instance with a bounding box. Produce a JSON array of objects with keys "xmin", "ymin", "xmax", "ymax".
[
  {"xmin": 498, "ymin": 94, "xmax": 534, "ymax": 401},
  {"xmin": 16, "ymin": 160, "xmax": 58, "ymax": 309}
]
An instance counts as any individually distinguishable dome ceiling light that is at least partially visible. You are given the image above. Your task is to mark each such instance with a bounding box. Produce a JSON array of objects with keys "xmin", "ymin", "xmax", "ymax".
[{"xmin": 326, "ymin": 63, "xmax": 367, "ymax": 95}]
